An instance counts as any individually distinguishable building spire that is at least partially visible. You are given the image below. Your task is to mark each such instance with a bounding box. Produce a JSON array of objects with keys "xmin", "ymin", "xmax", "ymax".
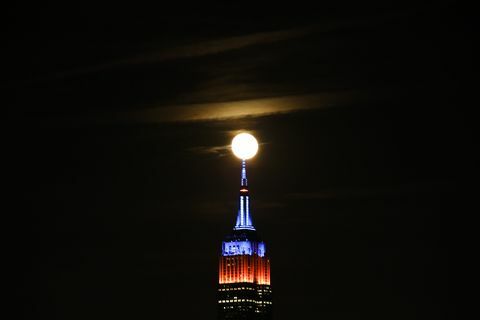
[
  {"xmin": 234, "ymin": 160, "xmax": 255, "ymax": 230},
  {"xmin": 241, "ymin": 159, "xmax": 247, "ymax": 187}
]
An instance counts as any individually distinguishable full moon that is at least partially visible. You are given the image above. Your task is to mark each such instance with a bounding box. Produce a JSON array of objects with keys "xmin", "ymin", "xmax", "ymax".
[{"xmin": 231, "ymin": 133, "xmax": 259, "ymax": 160}]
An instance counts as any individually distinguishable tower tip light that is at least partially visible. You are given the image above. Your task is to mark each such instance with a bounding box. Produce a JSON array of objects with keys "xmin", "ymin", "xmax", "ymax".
[{"xmin": 231, "ymin": 133, "xmax": 258, "ymax": 160}]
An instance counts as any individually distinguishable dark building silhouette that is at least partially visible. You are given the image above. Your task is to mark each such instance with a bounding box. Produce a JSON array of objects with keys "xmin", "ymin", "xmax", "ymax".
[{"xmin": 218, "ymin": 160, "xmax": 272, "ymax": 320}]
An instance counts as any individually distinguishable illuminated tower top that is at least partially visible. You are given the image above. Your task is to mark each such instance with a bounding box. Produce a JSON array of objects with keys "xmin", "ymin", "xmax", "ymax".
[{"xmin": 235, "ymin": 160, "xmax": 255, "ymax": 231}]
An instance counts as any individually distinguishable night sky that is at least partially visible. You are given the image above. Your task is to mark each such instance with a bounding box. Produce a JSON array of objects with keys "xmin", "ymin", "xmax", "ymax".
[{"xmin": 9, "ymin": 2, "xmax": 473, "ymax": 319}]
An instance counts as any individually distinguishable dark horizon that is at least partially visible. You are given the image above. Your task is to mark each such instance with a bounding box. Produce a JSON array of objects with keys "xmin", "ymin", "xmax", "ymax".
[{"xmin": 9, "ymin": 2, "xmax": 472, "ymax": 319}]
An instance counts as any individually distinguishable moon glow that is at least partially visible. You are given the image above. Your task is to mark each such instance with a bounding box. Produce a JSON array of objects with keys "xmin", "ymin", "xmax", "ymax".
[{"xmin": 231, "ymin": 133, "xmax": 259, "ymax": 160}]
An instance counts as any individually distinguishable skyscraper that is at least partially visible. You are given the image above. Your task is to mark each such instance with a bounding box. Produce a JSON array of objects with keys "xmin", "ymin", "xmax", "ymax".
[{"xmin": 218, "ymin": 160, "xmax": 272, "ymax": 320}]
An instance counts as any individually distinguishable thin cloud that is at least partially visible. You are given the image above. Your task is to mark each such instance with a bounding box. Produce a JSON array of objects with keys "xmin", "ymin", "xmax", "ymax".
[
  {"xmin": 115, "ymin": 90, "xmax": 364, "ymax": 123},
  {"xmin": 50, "ymin": 26, "xmax": 317, "ymax": 80},
  {"xmin": 38, "ymin": 89, "xmax": 370, "ymax": 126},
  {"xmin": 188, "ymin": 145, "xmax": 230, "ymax": 157},
  {"xmin": 48, "ymin": 16, "xmax": 386, "ymax": 80}
]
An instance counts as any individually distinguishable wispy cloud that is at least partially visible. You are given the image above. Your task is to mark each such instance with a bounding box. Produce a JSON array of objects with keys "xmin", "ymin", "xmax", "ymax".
[
  {"xmin": 47, "ymin": 15, "xmax": 385, "ymax": 80},
  {"xmin": 22, "ymin": 15, "xmax": 398, "ymax": 124},
  {"xmin": 114, "ymin": 90, "xmax": 363, "ymax": 123},
  {"xmin": 50, "ymin": 26, "xmax": 317, "ymax": 80},
  {"xmin": 188, "ymin": 145, "xmax": 230, "ymax": 157},
  {"xmin": 127, "ymin": 26, "xmax": 316, "ymax": 63},
  {"xmin": 37, "ymin": 89, "xmax": 370, "ymax": 126}
]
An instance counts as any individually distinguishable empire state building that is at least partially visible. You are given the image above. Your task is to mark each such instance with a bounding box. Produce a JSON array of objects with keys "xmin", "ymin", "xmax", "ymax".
[{"xmin": 218, "ymin": 150, "xmax": 272, "ymax": 320}]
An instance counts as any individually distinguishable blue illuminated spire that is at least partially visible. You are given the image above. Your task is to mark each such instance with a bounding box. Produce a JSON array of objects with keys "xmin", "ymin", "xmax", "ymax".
[
  {"xmin": 234, "ymin": 160, "xmax": 255, "ymax": 230},
  {"xmin": 241, "ymin": 160, "xmax": 247, "ymax": 187}
]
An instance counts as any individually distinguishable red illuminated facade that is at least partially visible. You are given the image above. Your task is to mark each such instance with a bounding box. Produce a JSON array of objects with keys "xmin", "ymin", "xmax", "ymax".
[{"xmin": 219, "ymin": 253, "xmax": 271, "ymax": 285}]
